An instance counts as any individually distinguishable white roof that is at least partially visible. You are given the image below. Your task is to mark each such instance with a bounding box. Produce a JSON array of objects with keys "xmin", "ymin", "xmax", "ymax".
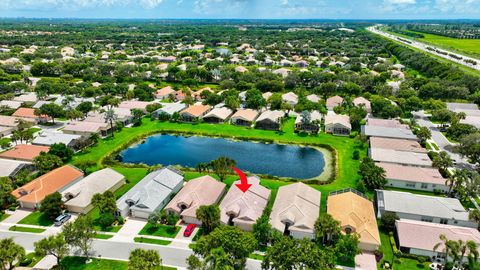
[
  {"xmin": 256, "ymin": 110, "xmax": 284, "ymax": 123},
  {"xmin": 155, "ymin": 102, "xmax": 187, "ymax": 115},
  {"xmin": 376, "ymin": 190, "xmax": 471, "ymax": 221},
  {"xmin": 0, "ymin": 159, "xmax": 30, "ymax": 177},
  {"xmin": 203, "ymin": 107, "xmax": 233, "ymax": 120},
  {"xmin": 63, "ymin": 168, "xmax": 125, "ymax": 209},
  {"xmin": 295, "ymin": 111, "xmax": 322, "ymax": 124},
  {"xmin": 32, "ymin": 131, "xmax": 81, "ymax": 146}
]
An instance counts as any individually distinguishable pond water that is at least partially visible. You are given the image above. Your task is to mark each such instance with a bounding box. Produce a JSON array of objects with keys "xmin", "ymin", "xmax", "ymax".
[{"xmin": 119, "ymin": 134, "xmax": 326, "ymax": 179}]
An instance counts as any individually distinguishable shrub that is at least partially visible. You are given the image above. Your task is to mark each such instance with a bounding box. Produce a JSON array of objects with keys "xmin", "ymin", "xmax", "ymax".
[
  {"xmin": 352, "ymin": 150, "xmax": 360, "ymax": 160},
  {"xmin": 98, "ymin": 213, "xmax": 115, "ymax": 228},
  {"xmin": 19, "ymin": 257, "xmax": 32, "ymax": 266},
  {"xmin": 389, "ymin": 232, "xmax": 399, "ymax": 255},
  {"xmin": 117, "ymin": 216, "xmax": 124, "ymax": 225}
]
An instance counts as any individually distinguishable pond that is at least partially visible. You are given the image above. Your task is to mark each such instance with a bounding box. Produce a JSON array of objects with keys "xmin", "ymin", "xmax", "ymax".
[{"xmin": 119, "ymin": 134, "xmax": 327, "ymax": 179}]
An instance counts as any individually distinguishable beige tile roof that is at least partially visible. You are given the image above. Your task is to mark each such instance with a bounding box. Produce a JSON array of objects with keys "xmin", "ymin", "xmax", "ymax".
[
  {"xmin": 325, "ymin": 113, "xmax": 351, "ymax": 128},
  {"xmin": 0, "ymin": 144, "xmax": 50, "ymax": 162},
  {"xmin": 256, "ymin": 110, "xmax": 284, "ymax": 123},
  {"xmin": 370, "ymin": 137, "xmax": 427, "ymax": 153},
  {"xmin": 165, "ymin": 175, "xmax": 226, "ymax": 219},
  {"xmin": 230, "ymin": 109, "xmax": 259, "ymax": 122},
  {"xmin": 63, "ymin": 121, "xmax": 108, "ymax": 133},
  {"xmin": 376, "ymin": 162, "xmax": 446, "ymax": 185},
  {"xmin": 370, "ymin": 148, "xmax": 432, "ymax": 167},
  {"xmin": 326, "ymin": 95, "xmax": 344, "ymax": 108},
  {"xmin": 270, "ymin": 182, "xmax": 320, "ymax": 235},
  {"xmin": 203, "ymin": 107, "xmax": 233, "ymax": 120},
  {"xmin": 367, "ymin": 118, "xmax": 409, "ymax": 129},
  {"xmin": 328, "ymin": 191, "xmax": 381, "ymax": 248},
  {"xmin": 219, "ymin": 176, "xmax": 271, "ymax": 226},
  {"xmin": 0, "ymin": 115, "xmax": 19, "ymax": 127}
]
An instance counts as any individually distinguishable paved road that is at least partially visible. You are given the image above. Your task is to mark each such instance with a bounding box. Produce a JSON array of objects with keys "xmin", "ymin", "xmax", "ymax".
[
  {"xmin": 412, "ymin": 111, "xmax": 474, "ymax": 170},
  {"xmin": 0, "ymin": 230, "xmax": 262, "ymax": 270},
  {"xmin": 367, "ymin": 25, "xmax": 480, "ymax": 71}
]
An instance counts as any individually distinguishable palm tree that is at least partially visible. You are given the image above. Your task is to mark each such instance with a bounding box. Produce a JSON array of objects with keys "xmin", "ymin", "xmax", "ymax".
[
  {"xmin": 104, "ymin": 109, "xmax": 117, "ymax": 138},
  {"xmin": 434, "ymin": 234, "xmax": 451, "ymax": 265},
  {"xmin": 204, "ymin": 248, "xmax": 234, "ymax": 270}
]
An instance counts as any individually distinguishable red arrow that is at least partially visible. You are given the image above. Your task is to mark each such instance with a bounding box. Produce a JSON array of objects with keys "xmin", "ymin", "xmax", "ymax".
[{"xmin": 231, "ymin": 166, "xmax": 252, "ymax": 193}]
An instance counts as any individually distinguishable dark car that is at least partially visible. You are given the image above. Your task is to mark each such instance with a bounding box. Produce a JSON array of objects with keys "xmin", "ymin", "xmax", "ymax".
[
  {"xmin": 54, "ymin": 213, "xmax": 71, "ymax": 226},
  {"xmin": 183, "ymin": 224, "xmax": 196, "ymax": 237}
]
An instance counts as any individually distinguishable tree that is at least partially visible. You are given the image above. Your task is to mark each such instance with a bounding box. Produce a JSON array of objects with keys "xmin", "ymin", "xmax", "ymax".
[
  {"xmin": 39, "ymin": 192, "xmax": 64, "ymax": 220},
  {"xmin": 63, "ymin": 215, "xmax": 96, "ymax": 260},
  {"xmin": 104, "ymin": 108, "xmax": 117, "ymax": 138},
  {"xmin": 33, "ymin": 152, "xmax": 63, "ymax": 174},
  {"xmin": 336, "ymin": 234, "xmax": 361, "ymax": 264},
  {"xmin": 432, "ymin": 151, "xmax": 454, "ymax": 174},
  {"xmin": 128, "ymin": 249, "xmax": 161, "ymax": 270},
  {"xmin": 314, "ymin": 213, "xmax": 341, "ymax": 246},
  {"xmin": 91, "ymin": 191, "xmax": 117, "ymax": 215},
  {"xmin": 245, "ymin": 89, "xmax": 266, "ymax": 109},
  {"xmin": 253, "ymin": 214, "xmax": 272, "ymax": 247},
  {"xmin": 262, "ymin": 236, "xmax": 331, "ymax": 270},
  {"xmin": 204, "ymin": 248, "xmax": 235, "ymax": 270},
  {"xmin": 358, "ymin": 157, "xmax": 387, "ymax": 189},
  {"xmin": 458, "ymin": 132, "xmax": 480, "ymax": 170},
  {"xmin": 48, "ymin": 143, "xmax": 73, "ymax": 162},
  {"xmin": 192, "ymin": 226, "xmax": 257, "ymax": 269},
  {"xmin": 416, "ymin": 126, "xmax": 432, "ymax": 144},
  {"xmin": 380, "ymin": 212, "xmax": 399, "ymax": 232},
  {"xmin": 196, "ymin": 205, "xmax": 220, "ymax": 234},
  {"xmin": 0, "ymin": 238, "xmax": 25, "ymax": 270},
  {"xmin": 469, "ymin": 209, "xmax": 480, "ymax": 230},
  {"xmin": 131, "ymin": 109, "xmax": 144, "ymax": 126},
  {"xmin": 208, "ymin": 156, "xmax": 236, "ymax": 182},
  {"xmin": 0, "ymin": 177, "xmax": 14, "ymax": 210},
  {"xmin": 434, "ymin": 234, "xmax": 452, "ymax": 265},
  {"xmin": 35, "ymin": 103, "xmax": 64, "ymax": 124},
  {"xmin": 34, "ymin": 233, "xmax": 69, "ymax": 269},
  {"xmin": 76, "ymin": 101, "xmax": 93, "ymax": 116}
]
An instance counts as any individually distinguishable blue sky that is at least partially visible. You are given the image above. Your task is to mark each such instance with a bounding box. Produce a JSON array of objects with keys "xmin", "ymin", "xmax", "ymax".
[{"xmin": 0, "ymin": 0, "xmax": 479, "ymax": 19}]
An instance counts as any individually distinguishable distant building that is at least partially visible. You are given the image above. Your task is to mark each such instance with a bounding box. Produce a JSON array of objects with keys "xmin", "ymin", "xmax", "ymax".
[
  {"xmin": 326, "ymin": 96, "xmax": 344, "ymax": 111},
  {"xmin": 0, "ymin": 144, "xmax": 49, "ymax": 162},
  {"xmin": 295, "ymin": 111, "xmax": 322, "ymax": 133},
  {"xmin": 152, "ymin": 103, "xmax": 187, "ymax": 119},
  {"xmin": 255, "ymin": 110, "xmax": 284, "ymax": 130},
  {"xmin": 325, "ymin": 112, "xmax": 351, "ymax": 136},
  {"xmin": 32, "ymin": 131, "xmax": 82, "ymax": 148}
]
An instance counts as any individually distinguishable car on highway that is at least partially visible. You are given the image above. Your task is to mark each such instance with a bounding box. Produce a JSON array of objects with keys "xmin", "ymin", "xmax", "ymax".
[
  {"xmin": 54, "ymin": 213, "xmax": 72, "ymax": 226},
  {"xmin": 183, "ymin": 224, "xmax": 196, "ymax": 237}
]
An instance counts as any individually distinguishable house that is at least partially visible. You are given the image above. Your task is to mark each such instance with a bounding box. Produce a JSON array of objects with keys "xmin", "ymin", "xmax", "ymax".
[
  {"xmin": 230, "ymin": 109, "xmax": 259, "ymax": 127},
  {"xmin": 152, "ymin": 103, "xmax": 187, "ymax": 119},
  {"xmin": 306, "ymin": 94, "xmax": 321, "ymax": 103},
  {"xmin": 0, "ymin": 159, "xmax": 32, "ymax": 178},
  {"xmin": 12, "ymin": 108, "xmax": 48, "ymax": 123},
  {"xmin": 117, "ymin": 167, "xmax": 184, "ymax": 219},
  {"xmin": 179, "ymin": 104, "xmax": 211, "ymax": 122},
  {"xmin": 295, "ymin": 111, "xmax": 322, "ymax": 133},
  {"xmin": 0, "ymin": 115, "xmax": 20, "ymax": 128},
  {"xmin": 269, "ymin": 182, "xmax": 320, "ymax": 239},
  {"xmin": 369, "ymin": 137, "xmax": 427, "ymax": 153},
  {"xmin": 63, "ymin": 121, "xmax": 111, "ymax": 137},
  {"xmin": 361, "ymin": 125, "xmax": 418, "ymax": 141},
  {"xmin": 155, "ymin": 86, "xmax": 175, "ymax": 100},
  {"xmin": 395, "ymin": 219, "xmax": 480, "ymax": 259},
  {"xmin": 262, "ymin": 92, "xmax": 273, "ymax": 100},
  {"xmin": 366, "ymin": 118, "xmax": 409, "ymax": 129},
  {"xmin": 202, "ymin": 107, "xmax": 234, "ymax": 123},
  {"xmin": 375, "ymin": 190, "xmax": 477, "ymax": 228},
  {"xmin": 219, "ymin": 176, "xmax": 271, "ymax": 231},
  {"xmin": 326, "ymin": 96, "xmax": 344, "ymax": 110},
  {"xmin": 32, "ymin": 131, "xmax": 82, "ymax": 148},
  {"xmin": 13, "ymin": 93, "xmax": 38, "ymax": 103},
  {"xmin": 255, "ymin": 110, "xmax": 284, "ymax": 130},
  {"xmin": 118, "ymin": 101, "xmax": 152, "ymax": 112},
  {"xmin": 369, "ymin": 148, "xmax": 432, "ymax": 167},
  {"xmin": 193, "ymin": 88, "xmax": 213, "ymax": 101},
  {"xmin": 0, "ymin": 100, "xmax": 22, "ymax": 110},
  {"xmin": 446, "ymin": 103, "xmax": 480, "ymax": 128},
  {"xmin": 327, "ymin": 189, "xmax": 381, "ymax": 251},
  {"xmin": 63, "ymin": 168, "xmax": 125, "ymax": 214},
  {"xmin": 11, "ymin": 165, "xmax": 84, "ymax": 209},
  {"xmin": 325, "ymin": 112, "xmax": 351, "ymax": 136},
  {"xmin": 0, "ymin": 126, "xmax": 14, "ymax": 137},
  {"xmin": 165, "ymin": 175, "xmax": 226, "ymax": 225},
  {"xmin": 353, "ymin": 97, "xmax": 371, "ymax": 113},
  {"xmin": 0, "ymin": 144, "xmax": 49, "ymax": 162},
  {"xmin": 282, "ymin": 92, "xmax": 298, "ymax": 106},
  {"xmin": 376, "ymin": 163, "xmax": 448, "ymax": 192}
]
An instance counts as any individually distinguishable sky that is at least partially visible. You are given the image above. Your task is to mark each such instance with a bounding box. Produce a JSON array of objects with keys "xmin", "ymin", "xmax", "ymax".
[{"xmin": 0, "ymin": 0, "xmax": 480, "ymax": 19}]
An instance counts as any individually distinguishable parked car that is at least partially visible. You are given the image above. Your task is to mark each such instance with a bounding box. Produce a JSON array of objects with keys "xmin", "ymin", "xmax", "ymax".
[
  {"xmin": 183, "ymin": 224, "xmax": 196, "ymax": 237},
  {"xmin": 54, "ymin": 213, "xmax": 71, "ymax": 226}
]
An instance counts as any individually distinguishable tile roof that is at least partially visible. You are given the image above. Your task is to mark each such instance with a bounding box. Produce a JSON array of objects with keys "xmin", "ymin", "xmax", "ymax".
[
  {"xmin": 11, "ymin": 165, "xmax": 84, "ymax": 204},
  {"xmin": 366, "ymin": 118, "xmax": 409, "ymax": 129},
  {"xmin": 370, "ymin": 137, "xmax": 427, "ymax": 153},
  {"xmin": 328, "ymin": 191, "xmax": 381, "ymax": 248},
  {"xmin": 377, "ymin": 162, "xmax": 445, "ymax": 185},
  {"xmin": 203, "ymin": 107, "xmax": 233, "ymax": 120},
  {"xmin": 370, "ymin": 148, "xmax": 432, "ymax": 167},
  {"xmin": 256, "ymin": 110, "xmax": 284, "ymax": 123},
  {"xmin": 0, "ymin": 144, "xmax": 50, "ymax": 161},
  {"xmin": 180, "ymin": 104, "xmax": 211, "ymax": 118},
  {"xmin": 326, "ymin": 95, "xmax": 344, "ymax": 108},
  {"xmin": 362, "ymin": 125, "xmax": 418, "ymax": 141},
  {"xmin": 230, "ymin": 109, "xmax": 259, "ymax": 122}
]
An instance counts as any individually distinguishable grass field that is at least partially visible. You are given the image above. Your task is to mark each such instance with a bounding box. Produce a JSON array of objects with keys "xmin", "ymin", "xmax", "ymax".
[
  {"xmin": 378, "ymin": 231, "xmax": 430, "ymax": 270},
  {"xmin": 94, "ymin": 233, "xmax": 114, "ymax": 240},
  {"xmin": 139, "ymin": 224, "xmax": 181, "ymax": 238},
  {"xmin": 18, "ymin": 212, "xmax": 53, "ymax": 226},
  {"xmin": 133, "ymin": 237, "xmax": 172, "ymax": 246},
  {"xmin": 416, "ymin": 32, "xmax": 480, "ymax": 59},
  {"xmin": 9, "ymin": 225, "xmax": 46, "ymax": 233},
  {"xmin": 0, "ymin": 213, "xmax": 10, "ymax": 222}
]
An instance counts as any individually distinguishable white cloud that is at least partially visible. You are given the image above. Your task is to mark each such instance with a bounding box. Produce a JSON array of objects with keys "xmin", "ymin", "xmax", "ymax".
[
  {"xmin": 384, "ymin": 0, "xmax": 416, "ymax": 4},
  {"xmin": 435, "ymin": 0, "xmax": 480, "ymax": 13},
  {"xmin": 0, "ymin": 0, "xmax": 164, "ymax": 10}
]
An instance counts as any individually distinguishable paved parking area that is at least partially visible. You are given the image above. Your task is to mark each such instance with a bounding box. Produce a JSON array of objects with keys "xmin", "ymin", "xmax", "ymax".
[{"xmin": 110, "ymin": 218, "xmax": 147, "ymax": 242}]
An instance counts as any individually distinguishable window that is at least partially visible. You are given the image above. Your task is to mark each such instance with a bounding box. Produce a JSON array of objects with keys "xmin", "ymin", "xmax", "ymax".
[
  {"xmin": 406, "ymin": 182, "xmax": 416, "ymax": 188},
  {"xmin": 440, "ymin": 219, "xmax": 448, "ymax": 224},
  {"xmin": 421, "ymin": 216, "xmax": 433, "ymax": 222},
  {"xmin": 421, "ymin": 183, "xmax": 428, "ymax": 189}
]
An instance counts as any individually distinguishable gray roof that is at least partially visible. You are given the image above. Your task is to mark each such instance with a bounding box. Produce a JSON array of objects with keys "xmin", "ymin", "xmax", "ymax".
[
  {"xmin": 447, "ymin": 102, "xmax": 479, "ymax": 111},
  {"xmin": 154, "ymin": 102, "xmax": 187, "ymax": 116},
  {"xmin": 117, "ymin": 167, "xmax": 184, "ymax": 214},
  {"xmin": 32, "ymin": 131, "xmax": 81, "ymax": 146},
  {"xmin": 362, "ymin": 125, "xmax": 418, "ymax": 141},
  {"xmin": 0, "ymin": 158, "xmax": 30, "ymax": 177},
  {"xmin": 376, "ymin": 190, "xmax": 470, "ymax": 221}
]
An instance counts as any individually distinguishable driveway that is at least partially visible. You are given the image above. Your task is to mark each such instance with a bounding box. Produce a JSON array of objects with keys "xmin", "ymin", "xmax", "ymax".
[
  {"xmin": 354, "ymin": 252, "xmax": 377, "ymax": 270},
  {"xmin": 110, "ymin": 218, "xmax": 147, "ymax": 242},
  {"xmin": 170, "ymin": 224, "xmax": 198, "ymax": 248},
  {"xmin": 1, "ymin": 209, "xmax": 33, "ymax": 224}
]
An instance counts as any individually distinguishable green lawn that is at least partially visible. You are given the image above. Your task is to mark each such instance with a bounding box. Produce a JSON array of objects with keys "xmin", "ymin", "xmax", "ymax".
[
  {"xmin": 16, "ymin": 252, "xmax": 44, "ymax": 267},
  {"xmin": 18, "ymin": 211, "xmax": 53, "ymax": 226},
  {"xmin": 139, "ymin": 224, "xmax": 181, "ymax": 238},
  {"xmin": 378, "ymin": 231, "xmax": 430, "ymax": 270},
  {"xmin": 416, "ymin": 32, "xmax": 480, "ymax": 59},
  {"xmin": 85, "ymin": 208, "xmax": 122, "ymax": 233},
  {"xmin": 0, "ymin": 213, "xmax": 10, "ymax": 222},
  {"xmin": 133, "ymin": 237, "xmax": 172, "ymax": 246},
  {"xmin": 72, "ymin": 118, "xmax": 366, "ymax": 213},
  {"xmin": 9, "ymin": 225, "xmax": 46, "ymax": 233},
  {"xmin": 61, "ymin": 256, "xmax": 177, "ymax": 270},
  {"xmin": 94, "ymin": 233, "xmax": 114, "ymax": 240}
]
